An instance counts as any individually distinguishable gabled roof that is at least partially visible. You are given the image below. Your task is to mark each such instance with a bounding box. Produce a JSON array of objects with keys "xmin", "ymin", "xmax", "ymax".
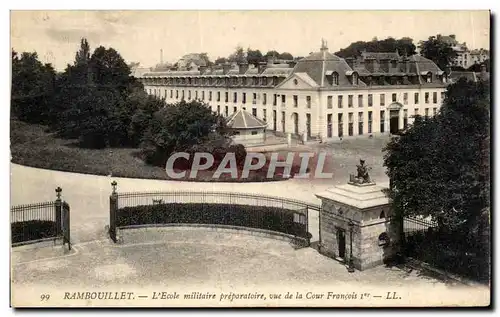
[
  {"xmin": 292, "ymin": 50, "xmax": 355, "ymax": 88},
  {"xmin": 226, "ymin": 109, "xmax": 267, "ymax": 129},
  {"xmin": 448, "ymin": 71, "xmax": 477, "ymax": 83},
  {"xmin": 294, "ymin": 72, "xmax": 319, "ymax": 87}
]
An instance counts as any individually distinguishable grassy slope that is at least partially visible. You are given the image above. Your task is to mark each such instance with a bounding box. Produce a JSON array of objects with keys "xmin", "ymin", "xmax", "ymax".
[{"xmin": 10, "ymin": 119, "xmax": 289, "ymax": 182}]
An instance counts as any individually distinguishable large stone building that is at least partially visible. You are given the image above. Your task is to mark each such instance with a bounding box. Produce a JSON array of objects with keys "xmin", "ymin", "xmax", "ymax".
[
  {"xmin": 137, "ymin": 41, "xmax": 448, "ymax": 142},
  {"xmin": 440, "ymin": 35, "xmax": 490, "ymax": 68}
]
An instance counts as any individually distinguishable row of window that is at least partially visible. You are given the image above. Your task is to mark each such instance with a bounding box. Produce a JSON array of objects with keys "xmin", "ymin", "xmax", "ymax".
[
  {"xmin": 327, "ymin": 92, "xmax": 444, "ymax": 109},
  {"xmin": 147, "ymin": 88, "xmax": 314, "ymax": 108},
  {"xmin": 325, "ymin": 108, "xmax": 438, "ymax": 137},
  {"xmin": 210, "ymin": 104, "xmax": 438, "ymax": 138},
  {"xmin": 142, "ymin": 76, "xmax": 283, "ymax": 87},
  {"xmin": 332, "ymin": 108, "xmax": 438, "ymax": 123},
  {"xmin": 147, "ymin": 88, "xmax": 444, "ymax": 109}
]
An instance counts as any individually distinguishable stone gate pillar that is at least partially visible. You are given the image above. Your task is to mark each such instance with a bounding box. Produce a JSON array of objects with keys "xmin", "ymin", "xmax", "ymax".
[{"xmin": 315, "ymin": 172, "xmax": 398, "ymax": 270}]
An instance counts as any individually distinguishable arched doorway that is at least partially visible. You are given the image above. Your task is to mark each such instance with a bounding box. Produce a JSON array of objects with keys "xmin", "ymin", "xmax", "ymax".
[{"xmin": 388, "ymin": 102, "xmax": 403, "ymax": 134}]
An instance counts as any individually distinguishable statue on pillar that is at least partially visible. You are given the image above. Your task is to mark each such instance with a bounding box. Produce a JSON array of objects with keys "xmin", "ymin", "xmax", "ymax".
[{"xmin": 349, "ymin": 159, "xmax": 374, "ymax": 185}]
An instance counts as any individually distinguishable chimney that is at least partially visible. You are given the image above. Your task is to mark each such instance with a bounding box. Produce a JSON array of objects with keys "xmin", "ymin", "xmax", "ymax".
[
  {"xmin": 258, "ymin": 62, "xmax": 267, "ymax": 74},
  {"xmin": 365, "ymin": 60, "xmax": 374, "ymax": 72},
  {"xmin": 238, "ymin": 62, "xmax": 249, "ymax": 74},
  {"xmin": 320, "ymin": 38, "xmax": 329, "ymax": 52},
  {"xmin": 267, "ymin": 56, "xmax": 275, "ymax": 67},
  {"xmin": 222, "ymin": 63, "xmax": 231, "ymax": 75},
  {"xmin": 480, "ymin": 63, "xmax": 487, "ymax": 74},
  {"xmin": 199, "ymin": 65, "xmax": 208, "ymax": 75},
  {"xmin": 345, "ymin": 57, "xmax": 355, "ymax": 69},
  {"xmin": 380, "ymin": 59, "xmax": 390, "ymax": 72},
  {"xmin": 160, "ymin": 49, "xmax": 163, "ymax": 65}
]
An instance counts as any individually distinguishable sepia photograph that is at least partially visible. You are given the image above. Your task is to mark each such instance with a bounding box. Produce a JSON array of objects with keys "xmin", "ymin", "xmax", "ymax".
[{"xmin": 8, "ymin": 9, "xmax": 491, "ymax": 308}]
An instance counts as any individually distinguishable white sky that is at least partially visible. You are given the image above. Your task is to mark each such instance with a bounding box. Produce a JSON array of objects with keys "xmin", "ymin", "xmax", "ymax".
[{"xmin": 11, "ymin": 10, "xmax": 490, "ymax": 71}]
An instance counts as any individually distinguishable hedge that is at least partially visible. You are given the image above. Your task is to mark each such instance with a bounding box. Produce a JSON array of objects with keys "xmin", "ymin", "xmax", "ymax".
[
  {"xmin": 117, "ymin": 203, "xmax": 309, "ymax": 238},
  {"xmin": 405, "ymin": 230, "xmax": 488, "ymax": 283},
  {"xmin": 11, "ymin": 220, "xmax": 57, "ymax": 244}
]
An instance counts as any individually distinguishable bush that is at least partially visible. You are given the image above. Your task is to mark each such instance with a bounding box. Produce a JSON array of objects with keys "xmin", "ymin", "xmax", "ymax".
[
  {"xmin": 11, "ymin": 220, "xmax": 57, "ymax": 244},
  {"xmin": 404, "ymin": 229, "xmax": 488, "ymax": 282},
  {"xmin": 117, "ymin": 203, "xmax": 309, "ymax": 238}
]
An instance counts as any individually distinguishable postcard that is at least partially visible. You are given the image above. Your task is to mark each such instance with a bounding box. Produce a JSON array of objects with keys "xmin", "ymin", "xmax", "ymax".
[{"xmin": 10, "ymin": 10, "xmax": 491, "ymax": 307}]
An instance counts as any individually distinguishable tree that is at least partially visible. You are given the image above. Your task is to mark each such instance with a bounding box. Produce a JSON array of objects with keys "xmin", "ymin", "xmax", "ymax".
[
  {"xmin": 74, "ymin": 38, "xmax": 91, "ymax": 67},
  {"xmin": 89, "ymin": 46, "xmax": 131, "ymax": 93},
  {"xmin": 278, "ymin": 52, "xmax": 293, "ymax": 60},
  {"xmin": 11, "ymin": 50, "xmax": 56, "ymax": 124},
  {"xmin": 199, "ymin": 52, "xmax": 213, "ymax": 66},
  {"xmin": 468, "ymin": 59, "xmax": 490, "ymax": 72},
  {"xmin": 228, "ymin": 46, "xmax": 246, "ymax": 64},
  {"xmin": 418, "ymin": 34, "xmax": 458, "ymax": 70},
  {"xmin": 141, "ymin": 100, "xmax": 228, "ymax": 166},
  {"xmin": 246, "ymin": 48, "xmax": 264, "ymax": 66},
  {"xmin": 335, "ymin": 37, "xmax": 417, "ymax": 58},
  {"xmin": 214, "ymin": 57, "xmax": 227, "ymax": 65},
  {"xmin": 265, "ymin": 50, "xmax": 279, "ymax": 60},
  {"xmin": 384, "ymin": 78, "xmax": 490, "ymax": 233}
]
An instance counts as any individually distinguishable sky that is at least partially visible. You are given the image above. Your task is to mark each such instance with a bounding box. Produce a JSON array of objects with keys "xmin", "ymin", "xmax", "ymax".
[{"xmin": 10, "ymin": 10, "xmax": 490, "ymax": 71}]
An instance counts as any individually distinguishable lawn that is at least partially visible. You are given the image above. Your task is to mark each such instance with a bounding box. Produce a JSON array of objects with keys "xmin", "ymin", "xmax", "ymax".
[{"xmin": 10, "ymin": 120, "xmax": 299, "ymax": 182}]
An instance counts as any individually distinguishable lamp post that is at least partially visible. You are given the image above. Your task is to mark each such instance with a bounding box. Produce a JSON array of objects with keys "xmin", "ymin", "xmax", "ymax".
[{"xmin": 347, "ymin": 220, "xmax": 355, "ymax": 273}]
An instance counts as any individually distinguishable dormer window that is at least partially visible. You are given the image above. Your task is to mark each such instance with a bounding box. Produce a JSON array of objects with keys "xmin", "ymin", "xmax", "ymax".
[
  {"xmin": 325, "ymin": 71, "xmax": 339, "ymax": 85},
  {"xmin": 427, "ymin": 73, "xmax": 432, "ymax": 83},
  {"xmin": 352, "ymin": 73, "xmax": 358, "ymax": 85}
]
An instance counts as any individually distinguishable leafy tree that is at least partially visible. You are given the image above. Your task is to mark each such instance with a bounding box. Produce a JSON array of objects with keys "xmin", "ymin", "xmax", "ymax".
[
  {"xmin": 335, "ymin": 37, "xmax": 417, "ymax": 58},
  {"xmin": 468, "ymin": 59, "xmax": 490, "ymax": 72},
  {"xmin": 89, "ymin": 46, "xmax": 131, "ymax": 94},
  {"xmin": 199, "ymin": 52, "xmax": 213, "ymax": 66},
  {"xmin": 214, "ymin": 57, "xmax": 227, "ymax": 65},
  {"xmin": 11, "ymin": 50, "xmax": 56, "ymax": 124},
  {"xmin": 246, "ymin": 48, "xmax": 264, "ymax": 66},
  {"xmin": 265, "ymin": 50, "xmax": 279, "ymax": 60},
  {"xmin": 418, "ymin": 34, "xmax": 458, "ymax": 70},
  {"xmin": 384, "ymin": 78, "xmax": 490, "ymax": 233},
  {"xmin": 278, "ymin": 52, "xmax": 293, "ymax": 60},
  {"xmin": 141, "ymin": 100, "xmax": 229, "ymax": 166},
  {"xmin": 228, "ymin": 46, "xmax": 246, "ymax": 64}
]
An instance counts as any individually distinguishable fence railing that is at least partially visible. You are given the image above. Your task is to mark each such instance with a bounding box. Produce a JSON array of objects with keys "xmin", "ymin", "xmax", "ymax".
[
  {"xmin": 11, "ymin": 187, "xmax": 70, "ymax": 248},
  {"xmin": 108, "ymin": 182, "xmax": 316, "ymax": 246},
  {"xmin": 402, "ymin": 215, "xmax": 488, "ymax": 282}
]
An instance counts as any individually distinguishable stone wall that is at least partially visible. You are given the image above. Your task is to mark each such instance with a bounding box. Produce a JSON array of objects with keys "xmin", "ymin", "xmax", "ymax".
[{"xmin": 316, "ymin": 184, "xmax": 399, "ymax": 271}]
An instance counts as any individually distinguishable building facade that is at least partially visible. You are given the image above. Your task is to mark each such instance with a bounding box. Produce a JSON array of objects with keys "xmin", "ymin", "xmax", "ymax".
[
  {"xmin": 137, "ymin": 41, "xmax": 448, "ymax": 141},
  {"xmin": 440, "ymin": 35, "xmax": 490, "ymax": 68}
]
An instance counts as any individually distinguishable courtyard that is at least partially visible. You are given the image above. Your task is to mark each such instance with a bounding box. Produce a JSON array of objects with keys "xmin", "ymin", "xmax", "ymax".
[
  {"xmin": 10, "ymin": 137, "xmax": 489, "ymax": 307},
  {"xmin": 11, "ymin": 228, "xmax": 490, "ymax": 307}
]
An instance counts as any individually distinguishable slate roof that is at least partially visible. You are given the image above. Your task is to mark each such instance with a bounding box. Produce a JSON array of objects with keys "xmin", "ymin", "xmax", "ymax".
[
  {"xmin": 261, "ymin": 67, "xmax": 293, "ymax": 76},
  {"xmin": 294, "ymin": 72, "xmax": 319, "ymax": 87},
  {"xmin": 448, "ymin": 71, "xmax": 477, "ymax": 83},
  {"xmin": 226, "ymin": 109, "xmax": 267, "ymax": 129},
  {"xmin": 409, "ymin": 55, "xmax": 442, "ymax": 73},
  {"xmin": 179, "ymin": 53, "xmax": 207, "ymax": 67},
  {"xmin": 292, "ymin": 50, "xmax": 356, "ymax": 88}
]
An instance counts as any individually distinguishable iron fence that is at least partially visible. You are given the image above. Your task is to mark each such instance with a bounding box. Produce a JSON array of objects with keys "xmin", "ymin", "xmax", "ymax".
[
  {"xmin": 11, "ymin": 187, "xmax": 71, "ymax": 248},
  {"xmin": 402, "ymin": 215, "xmax": 487, "ymax": 282},
  {"xmin": 109, "ymin": 186, "xmax": 317, "ymax": 246},
  {"xmin": 11, "ymin": 201, "xmax": 58, "ymax": 246}
]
